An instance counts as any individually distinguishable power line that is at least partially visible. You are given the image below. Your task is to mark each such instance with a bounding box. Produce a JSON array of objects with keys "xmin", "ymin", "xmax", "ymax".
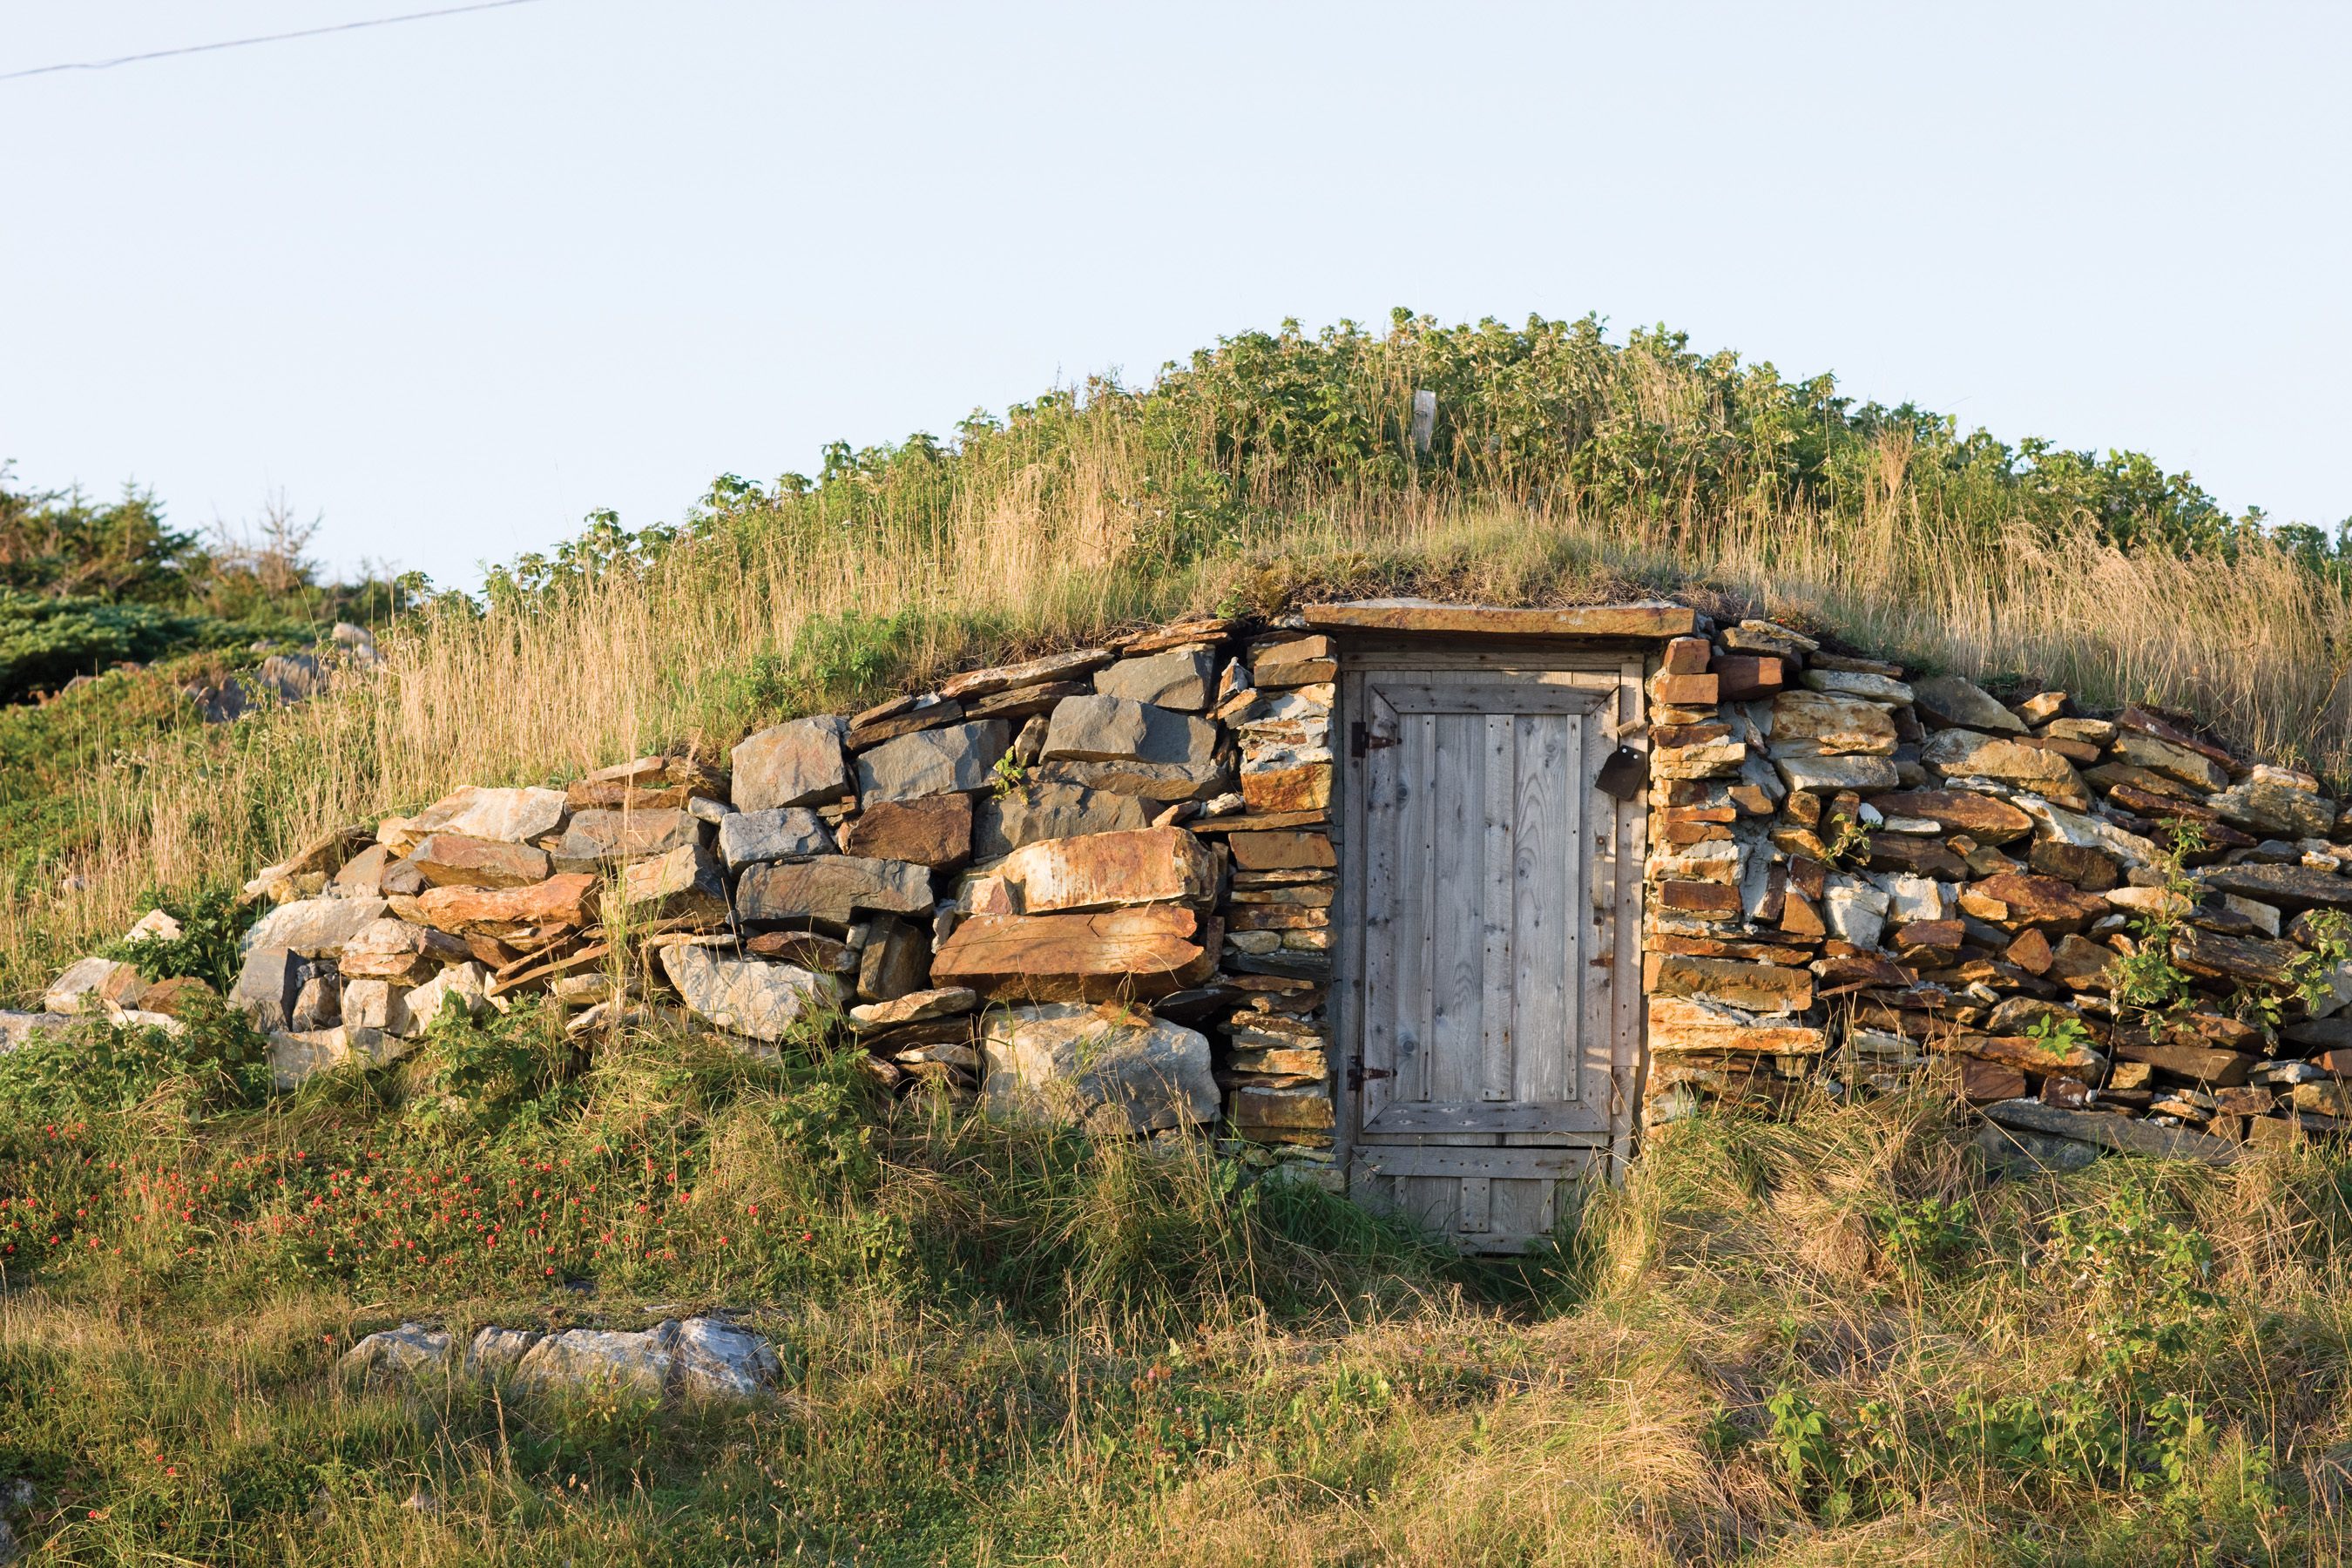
[{"xmin": 0, "ymin": 0, "xmax": 549, "ymax": 84}]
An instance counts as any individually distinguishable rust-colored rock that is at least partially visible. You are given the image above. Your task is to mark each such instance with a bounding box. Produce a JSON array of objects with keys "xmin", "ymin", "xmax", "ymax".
[
  {"xmin": 2045, "ymin": 934, "xmax": 2119, "ymax": 990},
  {"xmin": 930, "ymin": 905, "xmax": 1220, "ymax": 1002},
  {"xmin": 1659, "ymin": 880, "xmax": 1742, "ymax": 916},
  {"xmin": 1645, "ymin": 954, "xmax": 1815, "ymax": 1013},
  {"xmin": 1713, "ymin": 654, "xmax": 1785, "ymax": 702},
  {"xmin": 2003, "ymin": 928, "xmax": 2055, "ymax": 975},
  {"xmin": 1226, "ymin": 830, "xmax": 1334, "ymax": 871},
  {"xmin": 1870, "ymin": 790, "xmax": 2035, "ymax": 844},
  {"xmin": 1957, "ymin": 1057, "xmax": 2029, "ymax": 1105},
  {"xmin": 416, "ymin": 874, "xmax": 600, "ymax": 939},
  {"xmin": 1646, "ymin": 997, "xmax": 1826, "ymax": 1055},
  {"xmin": 999, "ymin": 826, "xmax": 1215, "ymax": 915},
  {"xmin": 1968, "ymin": 873, "xmax": 2109, "ymax": 931},
  {"xmin": 1240, "ymin": 762, "xmax": 1332, "ymax": 814},
  {"xmin": 2112, "ymin": 1039, "xmax": 2254, "ymax": 1087},
  {"xmin": 840, "ymin": 793, "xmax": 974, "ymax": 868},
  {"xmin": 409, "ymin": 833, "xmax": 553, "ymax": 889}
]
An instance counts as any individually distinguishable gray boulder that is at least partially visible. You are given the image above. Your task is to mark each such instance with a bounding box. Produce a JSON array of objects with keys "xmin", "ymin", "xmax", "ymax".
[
  {"xmin": 465, "ymin": 1326, "xmax": 543, "ymax": 1378},
  {"xmin": 735, "ymin": 855, "xmax": 934, "ymax": 925},
  {"xmin": 405, "ymin": 786, "xmax": 568, "ymax": 844},
  {"xmin": 511, "ymin": 1317, "xmax": 779, "ymax": 1402},
  {"xmin": 341, "ymin": 1322, "xmax": 452, "ymax": 1382},
  {"xmin": 855, "ymin": 720, "xmax": 1010, "ymax": 803},
  {"xmin": 245, "ymin": 896, "xmax": 389, "ymax": 959},
  {"xmin": 974, "ymin": 782, "xmax": 1149, "ymax": 858},
  {"xmin": 1094, "ymin": 647, "xmax": 1218, "ymax": 711},
  {"xmin": 658, "ymin": 943, "xmax": 839, "ymax": 1042},
  {"xmin": 718, "ymin": 808, "xmax": 836, "ymax": 869},
  {"xmin": 980, "ymin": 1002, "xmax": 1219, "ymax": 1134},
  {"xmin": 1042, "ymin": 695, "xmax": 1218, "ymax": 767},
  {"xmin": 732, "ymin": 716, "xmax": 850, "ymax": 811},
  {"xmin": 1910, "ymin": 674, "xmax": 2025, "ymax": 734},
  {"xmin": 0, "ymin": 1012, "xmax": 72, "ymax": 1054}
]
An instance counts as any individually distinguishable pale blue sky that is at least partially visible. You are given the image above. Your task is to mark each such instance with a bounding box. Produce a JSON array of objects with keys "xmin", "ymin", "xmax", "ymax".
[{"xmin": 3, "ymin": 2, "xmax": 2346, "ymax": 589}]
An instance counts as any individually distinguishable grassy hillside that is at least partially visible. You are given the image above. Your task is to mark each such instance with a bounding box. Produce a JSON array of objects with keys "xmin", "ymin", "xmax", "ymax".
[
  {"xmin": 7, "ymin": 312, "xmax": 2349, "ymax": 997},
  {"xmin": 9, "ymin": 311, "xmax": 2352, "ymax": 1562},
  {"xmin": 5, "ymin": 1022, "xmax": 2345, "ymax": 1564}
]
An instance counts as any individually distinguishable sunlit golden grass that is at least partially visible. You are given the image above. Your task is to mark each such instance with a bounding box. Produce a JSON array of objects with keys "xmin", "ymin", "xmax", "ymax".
[{"xmin": 14, "ymin": 455, "xmax": 2351, "ymax": 997}]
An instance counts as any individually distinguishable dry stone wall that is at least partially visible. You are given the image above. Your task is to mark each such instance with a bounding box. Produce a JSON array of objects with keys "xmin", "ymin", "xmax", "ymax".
[
  {"xmin": 1640, "ymin": 619, "xmax": 2352, "ymax": 1167},
  {"xmin": 30, "ymin": 615, "xmax": 1342, "ymax": 1178},
  {"xmin": 27, "ymin": 597, "xmax": 2352, "ymax": 1185}
]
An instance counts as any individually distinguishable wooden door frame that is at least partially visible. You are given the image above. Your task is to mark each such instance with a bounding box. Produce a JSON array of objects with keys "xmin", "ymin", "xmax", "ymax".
[{"xmin": 1331, "ymin": 636, "xmax": 1654, "ymax": 1189}]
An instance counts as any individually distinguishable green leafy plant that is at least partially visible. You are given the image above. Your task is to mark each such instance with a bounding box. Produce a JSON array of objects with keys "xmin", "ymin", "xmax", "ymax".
[{"xmin": 103, "ymin": 885, "xmax": 255, "ymax": 995}]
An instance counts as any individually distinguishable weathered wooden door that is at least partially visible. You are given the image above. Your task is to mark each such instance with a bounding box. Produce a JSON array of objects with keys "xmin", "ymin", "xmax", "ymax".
[{"xmin": 1340, "ymin": 661, "xmax": 1646, "ymax": 1252}]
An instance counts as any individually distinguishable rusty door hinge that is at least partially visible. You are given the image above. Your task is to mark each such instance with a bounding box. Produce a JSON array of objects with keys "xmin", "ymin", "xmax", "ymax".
[
  {"xmin": 1347, "ymin": 1063, "xmax": 1396, "ymax": 1091},
  {"xmin": 1349, "ymin": 721, "xmax": 1397, "ymax": 760}
]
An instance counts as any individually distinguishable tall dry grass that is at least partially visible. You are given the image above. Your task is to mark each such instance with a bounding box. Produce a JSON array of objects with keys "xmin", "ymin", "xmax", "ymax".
[{"xmin": 17, "ymin": 456, "xmax": 2352, "ymax": 998}]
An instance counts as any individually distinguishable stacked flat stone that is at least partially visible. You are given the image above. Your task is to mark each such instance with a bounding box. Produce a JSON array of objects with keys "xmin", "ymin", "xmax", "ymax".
[
  {"xmin": 24, "ymin": 613, "xmax": 1342, "ymax": 1179},
  {"xmin": 1641, "ymin": 618, "xmax": 2352, "ymax": 1166}
]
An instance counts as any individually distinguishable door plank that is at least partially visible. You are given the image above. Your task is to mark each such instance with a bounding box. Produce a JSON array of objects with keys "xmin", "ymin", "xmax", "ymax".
[
  {"xmin": 1511, "ymin": 711, "xmax": 1571, "ymax": 1109},
  {"xmin": 1358, "ymin": 685, "xmax": 1404, "ymax": 1128},
  {"xmin": 1479, "ymin": 713, "xmax": 1517, "ymax": 1103}
]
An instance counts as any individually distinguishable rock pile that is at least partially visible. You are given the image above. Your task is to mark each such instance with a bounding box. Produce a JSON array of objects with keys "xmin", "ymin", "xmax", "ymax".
[
  {"xmin": 24, "ymin": 617, "xmax": 1341, "ymax": 1177},
  {"xmin": 1640, "ymin": 621, "xmax": 2352, "ymax": 1166}
]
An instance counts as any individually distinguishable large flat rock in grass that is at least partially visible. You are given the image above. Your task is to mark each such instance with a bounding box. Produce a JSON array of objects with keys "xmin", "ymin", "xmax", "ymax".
[
  {"xmin": 840, "ymin": 793, "xmax": 973, "ymax": 868},
  {"xmin": 1042, "ymin": 695, "xmax": 1219, "ymax": 767},
  {"xmin": 980, "ymin": 1001, "xmax": 1219, "ymax": 1133},
  {"xmin": 974, "ymin": 782, "xmax": 1150, "ymax": 859},
  {"xmin": 1910, "ymin": 675, "xmax": 2025, "ymax": 733},
  {"xmin": 409, "ymin": 832, "xmax": 553, "ymax": 889},
  {"xmin": 406, "ymin": 785, "xmax": 569, "ymax": 844},
  {"xmin": 512, "ymin": 1317, "xmax": 780, "ymax": 1402},
  {"xmin": 550, "ymin": 808, "xmax": 701, "ymax": 872},
  {"xmin": 732, "ymin": 715, "xmax": 850, "ymax": 811},
  {"xmin": 718, "ymin": 808, "xmax": 835, "ymax": 868},
  {"xmin": 341, "ymin": 1323, "xmax": 452, "ymax": 1382},
  {"xmin": 1095, "ymin": 646, "xmax": 1218, "ymax": 711},
  {"xmin": 1981, "ymin": 1098, "xmax": 2240, "ymax": 1166},
  {"xmin": 998, "ymin": 826, "xmax": 1214, "ymax": 914},
  {"xmin": 658, "ymin": 943, "xmax": 838, "ymax": 1041},
  {"xmin": 734, "ymin": 856, "xmax": 935, "ymax": 925},
  {"xmin": 2201, "ymin": 862, "xmax": 2352, "ymax": 911},
  {"xmin": 932, "ymin": 906, "xmax": 1220, "ymax": 1001},
  {"xmin": 855, "ymin": 720, "xmax": 1010, "ymax": 803},
  {"xmin": 246, "ymin": 896, "xmax": 391, "ymax": 958},
  {"xmin": 415, "ymin": 874, "xmax": 598, "ymax": 937}
]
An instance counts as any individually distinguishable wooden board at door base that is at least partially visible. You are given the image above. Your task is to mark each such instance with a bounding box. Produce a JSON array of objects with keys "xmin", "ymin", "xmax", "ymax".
[{"xmin": 1334, "ymin": 649, "xmax": 1647, "ymax": 1254}]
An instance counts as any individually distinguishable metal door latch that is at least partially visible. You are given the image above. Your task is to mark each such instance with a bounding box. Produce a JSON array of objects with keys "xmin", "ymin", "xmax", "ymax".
[
  {"xmin": 1347, "ymin": 1063, "xmax": 1396, "ymax": 1091},
  {"xmin": 1348, "ymin": 721, "xmax": 1397, "ymax": 759}
]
